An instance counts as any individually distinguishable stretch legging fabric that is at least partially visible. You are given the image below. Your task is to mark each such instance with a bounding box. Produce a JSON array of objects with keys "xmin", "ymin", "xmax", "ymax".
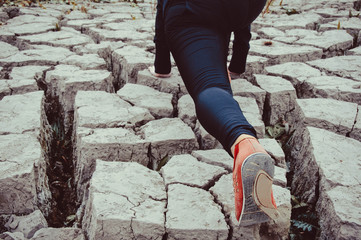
[{"xmin": 158, "ymin": 0, "xmax": 266, "ymax": 156}]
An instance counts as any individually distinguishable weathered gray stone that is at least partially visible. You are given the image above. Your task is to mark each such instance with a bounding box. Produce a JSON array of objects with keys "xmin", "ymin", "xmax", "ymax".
[
  {"xmin": 139, "ymin": 118, "xmax": 199, "ymax": 168},
  {"xmin": 178, "ymin": 94, "xmax": 196, "ymax": 129},
  {"xmin": 63, "ymin": 19, "xmax": 98, "ymax": 31},
  {"xmin": 0, "ymin": 45, "xmax": 74, "ymax": 67},
  {"xmin": 346, "ymin": 46, "xmax": 361, "ymax": 56},
  {"xmin": 299, "ymin": 75, "xmax": 361, "ymax": 104},
  {"xmin": 117, "ymin": 83, "xmax": 173, "ymax": 118},
  {"xmin": 137, "ymin": 67, "xmax": 187, "ymax": 96},
  {"xmin": 231, "ymin": 78, "xmax": 266, "ymax": 116},
  {"xmin": 63, "ymin": 10, "xmax": 89, "ymax": 20},
  {"xmin": 5, "ymin": 210, "xmax": 47, "ymax": 238},
  {"xmin": 166, "ymin": 184, "xmax": 228, "ymax": 240},
  {"xmin": 161, "ymin": 154, "xmax": 227, "ymax": 188},
  {"xmin": 61, "ymin": 54, "xmax": 106, "ymax": 70},
  {"xmin": 265, "ymin": 61, "xmax": 323, "ymax": 87},
  {"xmin": 0, "ymin": 91, "xmax": 43, "ymax": 134},
  {"xmin": 87, "ymin": 27, "xmax": 151, "ymax": 43},
  {"xmin": 17, "ymin": 27, "xmax": 93, "ymax": 48},
  {"xmin": 210, "ymin": 174, "xmax": 291, "ymax": 239},
  {"xmin": 294, "ymin": 98, "xmax": 358, "ymax": 136},
  {"xmin": 42, "ymin": 65, "xmax": 114, "ymax": 131},
  {"xmin": 0, "ymin": 80, "xmax": 11, "ymax": 100},
  {"xmin": 252, "ymin": 12, "xmax": 322, "ymax": 31},
  {"xmin": 3, "ymin": 14, "xmax": 58, "ymax": 35},
  {"xmin": 0, "ymin": 133, "xmax": 50, "ymax": 215},
  {"xmin": 73, "ymin": 41, "xmax": 125, "ymax": 55},
  {"xmin": 308, "ymin": 55, "xmax": 361, "ymax": 82},
  {"xmin": 259, "ymin": 138, "xmax": 286, "ymax": 168},
  {"xmin": 6, "ymin": 66, "xmax": 50, "ymax": 96},
  {"xmin": 350, "ymin": 105, "xmax": 361, "ymax": 141},
  {"xmin": 249, "ymin": 39, "xmax": 323, "ymax": 65},
  {"xmin": 317, "ymin": 185, "xmax": 361, "ymax": 240},
  {"xmin": 260, "ymin": 185, "xmax": 292, "ymax": 240},
  {"xmin": 74, "ymin": 91, "xmax": 154, "ymax": 129},
  {"xmin": 319, "ymin": 17, "xmax": 361, "ymax": 38},
  {"xmin": 192, "ymin": 149, "xmax": 233, "ymax": 172},
  {"xmin": 111, "ymin": 45, "xmax": 153, "ymax": 84},
  {"xmin": 31, "ymin": 227, "xmax": 84, "ymax": 240},
  {"xmin": 83, "ymin": 160, "xmax": 166, "ymax": 240},
  {"xmin": 194, "ymin": 121, "xmax": 222, "ymax": 150},
  {"xmin": 273, "ymin": 166, "xmax": 287, "ymax": 188},
  {"xmin": 253, "ymin": 74, "xmax": 297, "ymax": 126},
  {"xmin": 295, "ymin": 30, "xmax": 353, "ymax": 57},
  {"xmin": 0, "ymin": 232, "xmax": 25, "ymax": 240},
  {"xmin": 0, "ymin": 41, "xmax": 19, "ymax": 59},
  {"xmin": 244, "ymin": 55, "xmax": 269, "ymax": 75},
  {"xmin": 257, "ymin": 27, "xmax": 285, "ymax": 39},
  {"xmin": 73, "ymin": 127, "xmax": 149, "ymax": 199},
  {"xmin": 234, "ymin": 96, "xmax": 265, "ymax": 137},
  {"xmin": 288, "ymin": 126, "xmax": 361, "ymax": 238}
]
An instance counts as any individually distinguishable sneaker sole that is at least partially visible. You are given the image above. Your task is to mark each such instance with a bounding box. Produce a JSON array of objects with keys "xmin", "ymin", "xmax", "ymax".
[{"xmin": 238, "ymin": 152, "xmax": 275, "ymax": 226}]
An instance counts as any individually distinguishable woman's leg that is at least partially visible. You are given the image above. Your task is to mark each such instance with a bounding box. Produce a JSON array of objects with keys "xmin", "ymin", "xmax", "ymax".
[{"xmin": 163, "ymin": 5, "xmax": 256, "ymax": 156}]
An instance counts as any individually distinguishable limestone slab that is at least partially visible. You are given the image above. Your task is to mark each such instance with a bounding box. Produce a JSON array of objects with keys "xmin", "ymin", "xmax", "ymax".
[
  {"xmin": 161, "ymin": 154, "xmax": 227, "ymax": 188},
  {"xmin": 0, "ymin": 91, "xmax": 43, "ymax": 134},
  {"xmin": 288, "ymin": 126, "xmax": 361, "ymax": 238},
  {"xmin": 5, "ymin": 210, "xmax": 47, "ymax": 238},
  {"xmin": 18, "ymin": 27, "xmax": 93, "ymax": 48},
  {"xmin": 111, "ymin": 45, "xmax": 153, "ymax": 84},
  {"xmin": 346, "ymin": 46, "xmax": 361, "ymax": 56},
  {"xmin": 0, "ymin": 41, "xmax": 19, "ymax": 59},
  {"xmin": 0, "ymin": 45, "xmax": 74, "ymax": 67},
  {"xmin": 74, "ymin": 127, "xmax": 149, "ymax": 198},
  {"xmin": 249, "ymin": 39, "xmax": 323, "ymax": 65},
  {"xmin": 87, "ymin": 27, "xmax": 151, "ymax": 43},
  {"xmin": 140, "ymin": 118, "xmax": 199, "ymax": 168},
  {"xmin": 253, "ymin": 74, "xmax": 297, "ymax": 126},
  {"xmin": 244, "ymin": 55, "xmax": 269, "ymax": 75},
  {"xmin": 73, "ymin": 41, "xmax": 125, "ymax": 55},
  {"xmin": 308, "ymin": 55, "xmax": 361, "ymax": 82},
  {"xmin": 257, "ymin": 27, "xmax": 285, "ymax": 39},
  {"xmin": 74, "ymin": 91, "xmax": 154, "ymax": 129},
  {"xmin": 231, "ymin": 78, "xmax": 266, "ymax": 116},
  {"xmin": 234, "ymin": 96, "xmax": 265, "ymax": 138},
  {"xmin": 137, "ymin": 67, "xmax": 187, "ymax": 96},
  {"xmin": 178, "ymin": 94, "xmax": 196, "ymax": 129},
  {"xmin": 0, "ymin": 133, "xmax": 50, "ymax": 215},
  {"xmin": 295, "ymin": 30, "xmax": 353, "ymax": 57},
  {"xmin": 2, "ymin": 22, "xmax": 56, "ymax": 36},
  {"xmin": 166, "ymin": 184, "xmax": 228, "ymax": 240},
  {"xmin": 194, "ymin": 121, "xmax": 222, "ymax": 150},
  {"xmin": 43, "ymin": 65, "xmax": 114, "ymax": 131},
  {"xmin": 317, "ymin": 185, "xmax": 361, "ymax": 239},
  {"xmin": 117, "ymin": 83, "xmax": 173, "ymax": 118},
  {"xmin": 61, "ymin": 54, "xmax": 106, "ymax": 70},
  {"xmin": 31, "ymin": 227, "xmax": 84, "ymax": 240},
  {"xmin": 259, "ymin": 138, "xmax": 286, "ymax": 168},
  {"xmin": 83, "ymin": 160, "xmax": 166, "ymax": 240},
  {"xmin": 295, "ymin": 98, "xmax": 358, "ymax": 135},
  {"xmin": 7, "ymin": 66, "xmax": 50, "ymax": 95},
  {"xmin": 252, "ymin": 12, "xmax": 322, "ymax": 31},
  {"xmin": 192, "ymin": 149, "xmax": 233, "ymax": 172},
  {"xmin": 350, "ymin": 105, "xmax": 361, "ymax": 141},
  {"xmin": 299, "ymin": 75, "xmax": 361, "ymax": 105},
  {"xmin": 265, "ymin": 62, "xmax": 322, "ymax": 86},
  {"xmin": 319, "ymin": 17, "xmax": 361, "ymax": 37}
]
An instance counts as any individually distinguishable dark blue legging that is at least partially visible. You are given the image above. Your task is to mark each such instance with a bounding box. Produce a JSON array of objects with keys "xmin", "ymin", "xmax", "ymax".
[{"xmin": 163, "ymin": 0, "xmax": 265, "ymax": 155}]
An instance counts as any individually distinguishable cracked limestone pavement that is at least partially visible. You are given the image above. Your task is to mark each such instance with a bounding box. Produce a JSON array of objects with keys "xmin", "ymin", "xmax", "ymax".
[{"xmin": 0, "ymin": 0, "xmax": 361, "ymax": 239}]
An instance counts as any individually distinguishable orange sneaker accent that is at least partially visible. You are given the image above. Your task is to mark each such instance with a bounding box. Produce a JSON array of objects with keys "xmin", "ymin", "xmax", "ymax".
[{"xmin": 232, "ymin": 138, "xmax": 277, "ymax": 223}]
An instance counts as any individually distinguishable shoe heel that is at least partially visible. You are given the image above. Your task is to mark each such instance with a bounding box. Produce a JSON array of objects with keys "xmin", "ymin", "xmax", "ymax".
[{"xmin": 253, "ymin": 170, "xmax": 280, "ymax": 220}]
